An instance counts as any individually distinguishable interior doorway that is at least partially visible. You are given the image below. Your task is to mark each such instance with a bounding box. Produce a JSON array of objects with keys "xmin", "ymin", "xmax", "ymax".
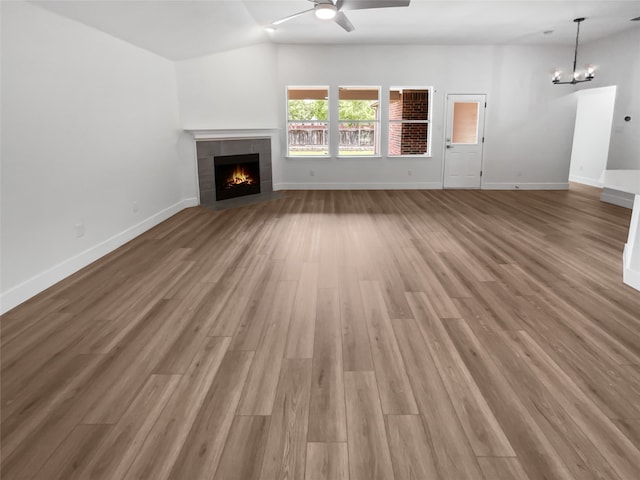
[{"xmin": 443, "ymin": 94, "xmax": 487, "ymax": 188}]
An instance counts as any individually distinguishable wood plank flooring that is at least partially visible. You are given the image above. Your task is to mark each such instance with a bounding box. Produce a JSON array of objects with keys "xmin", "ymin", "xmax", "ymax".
[{"xmin": 2, "ymin": 185, "xmax": 640, "ymax": 479}]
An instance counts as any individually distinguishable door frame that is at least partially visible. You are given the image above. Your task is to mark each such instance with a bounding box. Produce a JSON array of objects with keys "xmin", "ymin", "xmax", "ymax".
[{"xmin": 441, "ymin": 93, "xmax": 488, "ymax": 189}]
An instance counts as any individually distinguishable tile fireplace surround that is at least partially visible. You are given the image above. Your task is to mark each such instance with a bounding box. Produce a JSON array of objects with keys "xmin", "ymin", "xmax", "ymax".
[{"xmin": 188, "ymin": 130, "xmax": 276, "ymax": 206}]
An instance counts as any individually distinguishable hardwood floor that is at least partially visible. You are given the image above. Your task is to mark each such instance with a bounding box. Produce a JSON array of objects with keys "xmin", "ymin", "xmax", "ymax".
[{"xmin": 2, "ymin": 185, "xmax": 640, "ymax": 479}]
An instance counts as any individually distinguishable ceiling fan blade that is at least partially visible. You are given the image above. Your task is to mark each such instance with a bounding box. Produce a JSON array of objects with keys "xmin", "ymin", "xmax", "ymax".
[
  {"xmin": 308, "ymin": 0, "xmax": 336, "ymax": 4},
  {"xmin": 338, "ymin": 0, "xmax": 410, "ymax": 10},
  {"xmin": 272, "ymin": 7, "xmax": 315, "ymax": 25},
  {"xmin": 334, "ymin": 11, "xmax": 355, "ymax": 32}
]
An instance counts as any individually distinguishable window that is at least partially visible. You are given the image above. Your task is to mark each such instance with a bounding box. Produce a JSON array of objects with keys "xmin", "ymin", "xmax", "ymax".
[
  {"xmin": 287, "ymin": 86, "xmax": 329, "ymax": 156},
  {"xmin": 452, "ymin": 102, "xmax": 479, "ymax": 144},
  {"xmin": 339, "ymin": 87, "xmax": 380, "ymax": 156},
  {"xmin": 388, "ymin": 87, "xmax": 431, "ymax": 156},
  {"xmin": 286, "ymin": 85, "xmax": 432, "ymax": 158}
]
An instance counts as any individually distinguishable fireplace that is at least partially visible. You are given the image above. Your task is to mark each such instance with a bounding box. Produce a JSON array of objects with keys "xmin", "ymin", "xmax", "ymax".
[
  {"xmin": 214, "ymin": 153, "xmax": 261, "ymax": 201},
  {"xmin": 193, "ymin": 134, "xmax": 273, "ymax": 207}
]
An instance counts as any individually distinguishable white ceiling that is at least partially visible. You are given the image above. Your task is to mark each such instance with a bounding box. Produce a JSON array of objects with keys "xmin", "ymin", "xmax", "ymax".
[{"xmin": 31, "ymin": 0, "xmax": 640, "ymax": 60}]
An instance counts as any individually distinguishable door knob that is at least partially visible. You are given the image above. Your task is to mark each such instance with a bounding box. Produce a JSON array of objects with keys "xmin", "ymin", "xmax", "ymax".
[{"xmin": 446, "ymin": 145, "xmax": 452, "ymax": 149}]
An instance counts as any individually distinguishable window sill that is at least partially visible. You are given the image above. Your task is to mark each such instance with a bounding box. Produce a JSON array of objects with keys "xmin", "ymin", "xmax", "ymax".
[
  {"xmin": 286, "ymin": 155, "xmax": 331, "ymax": 159},
  {"xmin": 337, "ymin": 155, "xmax": 382, "ymax": 159},
  {"xmin": 387, "ymin": 154, "xmax": 432, "ymax": 159}
]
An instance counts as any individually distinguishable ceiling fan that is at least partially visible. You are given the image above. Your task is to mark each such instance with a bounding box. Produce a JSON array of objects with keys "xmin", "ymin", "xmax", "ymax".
[{"xmin": 271, "ymin": 0, "xmax": 411, "ymax": 32}]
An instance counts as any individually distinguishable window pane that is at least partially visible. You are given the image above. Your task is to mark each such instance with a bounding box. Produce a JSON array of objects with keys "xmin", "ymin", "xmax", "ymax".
[
  {"xmin": 388, "ymin": 87, "xmax": 431, "ymax": 155},
  {"xmin": 389, "ymin": 88, "xmax": 429, "ymax": 121},
  {"xmin": 339, "ymin": 87, "xmax": 379, "ymax": 121},
  {"xmin": 388, "ymin": 122, "xmax": 429, "ymax": 155},
  {"xmin": 339, "ymin": 122, "xmax": 377, "ymax": 156},
  {"xmin": 287, "ymin": 87, "xmax": 329, "ymax": 156},
  {"xmin": 288, "ymin": 122, "xmax": 328, "ymax": 156},
  {"xmin": 452, "ymin": 102, "xmax": 479, "ymax": 144},
  {"xmin": 288, "ymin": 87, "xmax": 328, "ymax": 121},
  {"xmin": 339, "ymin": 87, "xmax": 379, "ymax": 155}
]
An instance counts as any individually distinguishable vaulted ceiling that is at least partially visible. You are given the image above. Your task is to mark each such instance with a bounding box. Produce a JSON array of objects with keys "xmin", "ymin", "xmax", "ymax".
[{"xmin": 31, "ymin": 0, "xmax": 640, "ymax": 60}]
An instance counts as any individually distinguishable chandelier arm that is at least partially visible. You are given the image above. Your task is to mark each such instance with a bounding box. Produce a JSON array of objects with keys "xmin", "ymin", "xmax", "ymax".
[{"xmin": 552, "ymin": 78, "xmax": 593, "ymax": 85}]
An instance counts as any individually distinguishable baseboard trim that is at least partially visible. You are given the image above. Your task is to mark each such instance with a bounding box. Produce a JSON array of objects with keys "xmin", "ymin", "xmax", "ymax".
[
  {"xmin": 568, "ymin": 175, "xmax": 603, "ymax": 188},
  {"xmin": 274, "ymin": 182, "xmax": 442, "ymax": 190},
  {"xmin": 0, "ymin": 197, "xmax": 199, "ymax": 315},
  {"xmin": 481, "ymin": 182, "xmax": 569, "ymax": 190},
  {"xmin": 600, "ymin": 189, "xmax": 634, "ymax": 209}
]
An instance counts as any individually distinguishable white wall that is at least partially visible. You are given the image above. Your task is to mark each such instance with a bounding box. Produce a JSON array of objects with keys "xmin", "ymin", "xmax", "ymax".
[
  {"xmin": 174, "ymin": 43, "xmax": 577, "ymax": 191},
  {"xmin": 0, "ymin": 2, "xmax": 190, "ymax": 313},
  {"xmin": 273, "ymin": 44, "xmax": 578, "ymax": 190},
  {"xmin": 473, "ymin": 46, "xmax": 578, "ymax": 189},
  {"xmin": 569, "ymin": 86, "xmax": 617, "ymax": 186},
  {"xmin": 176, "ymin": 43, "xmax": 280, "ymax": 129},
  {"xmin": 579, "ymin": 26, "xmax": 640, "ymax": 170}
]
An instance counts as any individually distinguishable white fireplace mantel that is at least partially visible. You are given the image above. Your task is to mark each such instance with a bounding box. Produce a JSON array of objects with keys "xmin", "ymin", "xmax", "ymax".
[{"xmin": 185, "ymin": 128, "xmax": 280, "ymax": 141}]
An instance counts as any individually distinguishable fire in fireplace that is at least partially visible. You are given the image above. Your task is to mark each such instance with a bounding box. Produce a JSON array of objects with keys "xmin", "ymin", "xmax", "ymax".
[{"xmin": 214, "ymin": 153, "xmax": 261, "ymax": 201}]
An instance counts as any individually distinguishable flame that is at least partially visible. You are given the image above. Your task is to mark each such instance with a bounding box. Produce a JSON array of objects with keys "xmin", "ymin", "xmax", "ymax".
[{"xmin": 225, "ymin": 165, "xmax": 255, "ymax": 187}]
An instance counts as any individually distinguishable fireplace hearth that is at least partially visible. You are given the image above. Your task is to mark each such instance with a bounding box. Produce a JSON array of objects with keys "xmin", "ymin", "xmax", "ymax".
[{"xmin": 214, "ymin": 153, "xmax": 261, "ymax": 201}]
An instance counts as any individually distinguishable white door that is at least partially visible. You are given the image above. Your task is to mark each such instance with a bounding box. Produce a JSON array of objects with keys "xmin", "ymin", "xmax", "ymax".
[{"xmin": 443, "ymin": 94, "xmax": 486, "ymax": 188}]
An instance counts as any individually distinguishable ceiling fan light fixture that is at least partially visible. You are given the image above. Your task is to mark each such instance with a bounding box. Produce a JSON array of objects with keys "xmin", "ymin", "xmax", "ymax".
[{"xmin": 315, "ymin": 4, "xmax": 337, "ymax": 20}]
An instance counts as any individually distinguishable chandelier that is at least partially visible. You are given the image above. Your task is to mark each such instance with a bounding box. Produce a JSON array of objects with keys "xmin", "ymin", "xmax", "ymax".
[{"xmin": 552, "ymin": 18, "xmax": 595, "ymax": 85}]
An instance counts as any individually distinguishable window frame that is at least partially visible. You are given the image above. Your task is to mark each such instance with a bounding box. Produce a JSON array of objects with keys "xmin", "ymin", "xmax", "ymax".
[
  {"xmin": 286, "ymin": 85, "xmax": 330, "ymax": 158},
  {"xmin": 387, "ymin": 86, "xmax": 433, "ymax": 158},
  {"xmin": 337, "ymin": 85, "xmax": 381, "ymax": 158}
]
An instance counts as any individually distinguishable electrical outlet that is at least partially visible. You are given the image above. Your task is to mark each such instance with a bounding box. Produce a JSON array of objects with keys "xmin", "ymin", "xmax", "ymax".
[
  {"xmin": 310, "ymin": 170, "xmax": 315, "ymax": 177},
  {"xmin": 74, "ymin": 222, "xmax": 84, "ymax": 238}
]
